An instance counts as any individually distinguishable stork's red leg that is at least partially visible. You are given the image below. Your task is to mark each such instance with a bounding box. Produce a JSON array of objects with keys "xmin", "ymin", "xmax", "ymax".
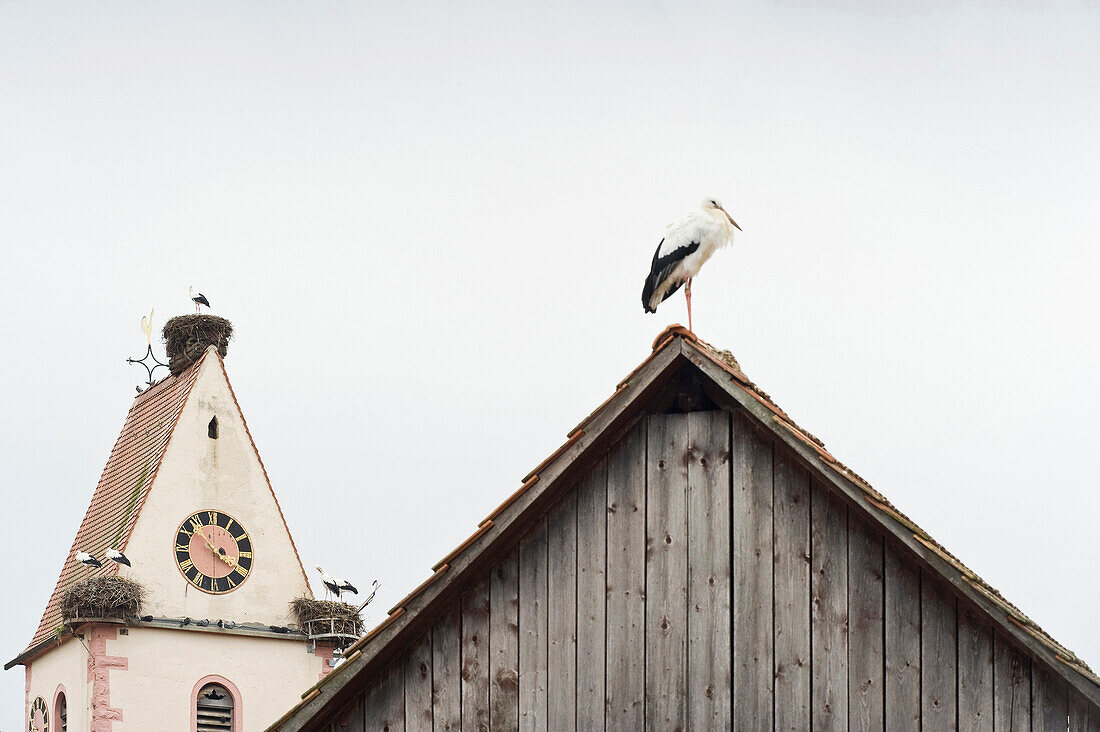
[{"xmin": 686, "ymin": 278, "xmax": 693, "ymax": 333}]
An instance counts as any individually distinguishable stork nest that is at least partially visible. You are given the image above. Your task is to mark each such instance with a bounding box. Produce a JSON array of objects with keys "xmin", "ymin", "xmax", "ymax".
[
  {"xmin": 290, "ymin": 597, "xmax": 364, "ymax": 645},
  {"xmin": 60, "ymin": 576, "xmax": 145, "ymax": 622},
  {"xmin": 162, "ymin": 314, "xmax": 233, "ymax": 374}
]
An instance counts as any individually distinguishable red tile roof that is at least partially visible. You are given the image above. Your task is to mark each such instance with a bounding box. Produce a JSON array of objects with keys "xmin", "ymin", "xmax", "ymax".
[{"xmin": 18, "ymin": 353, "xmax": 205, "ymax": 656}]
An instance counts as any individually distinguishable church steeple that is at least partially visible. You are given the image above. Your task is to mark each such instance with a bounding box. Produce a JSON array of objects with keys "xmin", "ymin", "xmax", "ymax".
[{"xmin": 8, "ymin": 315, "xmax": 328, "ymax": 732}]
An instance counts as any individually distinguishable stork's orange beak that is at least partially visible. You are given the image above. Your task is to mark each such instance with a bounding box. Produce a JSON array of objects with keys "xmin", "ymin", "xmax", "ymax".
[{"xmin": 726, "ymin": 211, "xmax": 742, "ymax": 231}]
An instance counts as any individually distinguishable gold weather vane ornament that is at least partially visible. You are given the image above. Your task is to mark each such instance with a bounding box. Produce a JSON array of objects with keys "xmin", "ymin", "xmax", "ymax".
[
  {"xmin": 126, "ymin": 307, "xmax": 169, "ymax": 390},
  {"xmin": 140, "ymin": 308, "xmax": 154, "ymax": 345}
]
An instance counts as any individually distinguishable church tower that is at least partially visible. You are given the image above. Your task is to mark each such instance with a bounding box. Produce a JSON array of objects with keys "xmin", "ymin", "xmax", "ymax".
[{"xmin": 7, "ymin": 315, "xmax": 331, "ymax": 732}]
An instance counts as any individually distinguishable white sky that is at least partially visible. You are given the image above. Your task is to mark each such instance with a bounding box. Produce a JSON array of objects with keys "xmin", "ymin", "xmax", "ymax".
[{"xmin": 2, "ymin": 0, "xmax": 1098, "ymax": 724}]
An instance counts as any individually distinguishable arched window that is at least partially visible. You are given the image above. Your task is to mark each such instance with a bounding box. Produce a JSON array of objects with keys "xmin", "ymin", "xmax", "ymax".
[
  {"xmin": 196, "ymin": 683, "xmax": 234, "ymax": 731},
  {"xmin": 55, "ymin": 691, "xmax": 67, "ymax": 732},
  {"xmin": 191, "ymin": 675, "xmax": 242, "ymax": 732},
  {"xmin": 208, "ymin": 416, "xmax": 219, "ymax": 439},
  {"xmin": 52, "ymin": 686, "xmax": 67, "ymax": 730}
]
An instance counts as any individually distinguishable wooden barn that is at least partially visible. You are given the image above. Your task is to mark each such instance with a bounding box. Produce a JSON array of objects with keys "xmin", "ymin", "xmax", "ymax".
[{"xmin": 270, "ymin": 326, "xmax": 1100, "ymax": 731}]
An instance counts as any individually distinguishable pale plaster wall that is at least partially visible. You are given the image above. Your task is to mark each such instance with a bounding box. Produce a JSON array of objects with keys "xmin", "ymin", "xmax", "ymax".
[
  {"xmin": 122, "ymin": 354, "xmax": 311, "ymax": 626},
  {"xmin": 26, "ymin": 638, "xmax": 89, "ymax": 732},
  {"xmin": 107, "ymin": 626, "xmax": 322, "ymax": 732}
]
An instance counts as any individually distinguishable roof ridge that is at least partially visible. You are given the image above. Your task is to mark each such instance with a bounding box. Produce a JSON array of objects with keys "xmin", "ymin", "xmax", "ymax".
[{"xmin": 267, "ymin": 328, "xmax": 1100, "ymax": 728}]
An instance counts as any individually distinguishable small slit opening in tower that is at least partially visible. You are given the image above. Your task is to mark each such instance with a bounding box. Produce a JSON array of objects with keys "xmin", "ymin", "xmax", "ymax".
[{"xmin": 208, "ymin": 416, "xmax": 219, "ymax": 439}]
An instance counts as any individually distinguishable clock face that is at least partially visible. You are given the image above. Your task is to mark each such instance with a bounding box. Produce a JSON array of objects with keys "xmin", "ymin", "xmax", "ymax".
[
  {"xmin": 29, "ymin": 696, "xmax": 48, "ymax": 732},
  {"xmin": 174, "ymin": 510, "xmax": 254, "ymax": 594}
]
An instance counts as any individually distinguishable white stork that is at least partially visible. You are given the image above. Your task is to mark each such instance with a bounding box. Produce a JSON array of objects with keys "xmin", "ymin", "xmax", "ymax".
[
  {"xmin": 106, "ymin": 548, "xmax": 131, "ymax": 567},
  {"xmin": 316, "ymin": 565, "xmax": 358, "ymax": 601},
  {"xmin": 641, "ymin": 198, "xmax": 742, "ymax": 333},
  {"xmin": 76, "ymin": 551, "xmax": 102, "ymax": 569},
  {"xmin": 189, "ymin": 286, "xmax": 211, "ymax": 313},
  {"xmin": 76, "ymin": 551, "xmax": 102, "ymax": 578}
]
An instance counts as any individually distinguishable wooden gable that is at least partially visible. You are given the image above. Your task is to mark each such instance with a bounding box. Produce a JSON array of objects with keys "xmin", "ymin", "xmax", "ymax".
[{"xmin": 270, "ymin": 328, "xmax": 1100, "ymax": 731}]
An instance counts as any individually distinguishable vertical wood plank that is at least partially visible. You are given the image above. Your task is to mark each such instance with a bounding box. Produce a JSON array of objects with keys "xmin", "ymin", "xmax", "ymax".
[
  {"xmin": 576, "ymin": 459, "xmax": 607, "ymax": 730},
  {"xmin": 957, "ymin": 607, "xmax": 993, "ymax": 731},
  {"xmin": 334, "ymin": 694, "xmax": 363, "ymax": 732},
  {"xmin": 405, "ymin": 632, "xmax": 434, "ymax": 732},
  {"xmin": 489, "ymin": 548, "xmax": 520, "ymax": 732},
  {"xmin": 1033, "ymin": 664, "xmax": 1068, "ymax": 732},
  {"xmin": 462, "ymin": 578, "xmax": 491, "ymax": 732},
  {"xmin": 686, "ymin": 410, "xmax": 732, "ymax": 730},
  {"xmin": 605, "ymin": 422, "xmax": 646, "ymax": 731},
  {"xmin": 732, "ymin": 413, "xmax": 773, "ymax": 729},
  {"xmin": 1069, "ymin": 691, "xmax": 1089, "ymax": 732},
  {"xmin": 811, "ymin": 480, "xmax": 848, "ymax": 731},
  {"xmin": 434, "ymin": 604, "xmax": 463, "ymax": 732},
  {"xmin": 547, "ymin": 493, "xmax": 578, "ymax": 731},
  {"xmin": 885, "ymin": 544, "xmax": 920, "ymax": 731},
  {"xmin": 374, "ymin": 661, "xmax": 406, "ymax": 732},
  {"xmin": 773, "ymin": 452, "xmax": 811, "ymax": 731},
  {"xmin": 645, "ymin": 413, "xmax": 689, "ymax": 730},
  {"xmin": 519, "ymin": 517, "xmax": 548, "ymax": 732},
  {"xmin": 993, "ymin": 633, "xmax": 1030, "ymax": 732},
  {"xmin": 921, "ymin": 576, "xmax": 958, "ymax": 730},
  {"xmin": 848, "ymin": 514, "xmax": 884, "ymax": 732}
]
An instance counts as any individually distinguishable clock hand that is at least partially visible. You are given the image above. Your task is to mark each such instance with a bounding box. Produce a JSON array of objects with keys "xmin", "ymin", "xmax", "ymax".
[
  {"xmin": 196, "ymin": 528, "xmax": 218, "ymax": 552},
  {"xmin": 195, "ymin": 527, "xmax": 238, "ymax": 567}
]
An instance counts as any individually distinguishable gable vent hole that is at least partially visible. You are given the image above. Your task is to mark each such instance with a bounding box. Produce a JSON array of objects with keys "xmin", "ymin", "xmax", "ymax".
[{"xmin": 208, "ymin": 416, "xmax": 219, "ymax": 439}]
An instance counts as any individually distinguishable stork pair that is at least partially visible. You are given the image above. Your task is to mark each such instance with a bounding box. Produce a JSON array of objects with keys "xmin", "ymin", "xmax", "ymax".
[{"xmin": 76, "ymin": 548, "xmax": 130, "ymax": 573}]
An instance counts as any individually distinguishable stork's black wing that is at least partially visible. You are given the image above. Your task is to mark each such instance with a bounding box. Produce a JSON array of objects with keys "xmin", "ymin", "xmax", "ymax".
[
  {"xmin": 193, "ymin": 293, "xmax": 211, "ymax": 307},
  {"xmin": 641, "ymin": 238, "xmax": 699, "ymax": 313}
]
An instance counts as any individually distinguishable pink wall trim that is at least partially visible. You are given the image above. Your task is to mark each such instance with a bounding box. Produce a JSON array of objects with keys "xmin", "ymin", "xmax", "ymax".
[
  {"xmin": 24, "ymin": 664, "xmax": 31, "ymax": 730},
  {"xmin": 86, "ymin": 625, "xmax": 127, "ymax": 732},
  {"xmin": 190, "ymin": 674, "xmax": 243, "ymax": 732},
  {"xmin": 313, "ymin": 643, "xmax": 335, "ymax": 680},
  {"xmin": 53, "ymin": 683, "xmax": 68, "ymax": 729}
]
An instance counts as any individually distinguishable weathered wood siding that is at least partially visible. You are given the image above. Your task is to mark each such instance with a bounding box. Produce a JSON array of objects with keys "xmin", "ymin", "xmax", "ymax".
[{"xmin": 323, "ymin": 411, "xmax": 1099, "ymax": 731}]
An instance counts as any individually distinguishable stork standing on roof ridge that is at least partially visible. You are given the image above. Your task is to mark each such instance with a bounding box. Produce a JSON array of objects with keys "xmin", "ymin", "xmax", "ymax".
[{"xmin": 641, "ymin": 198, "xmax": 741, "ymax": 333}]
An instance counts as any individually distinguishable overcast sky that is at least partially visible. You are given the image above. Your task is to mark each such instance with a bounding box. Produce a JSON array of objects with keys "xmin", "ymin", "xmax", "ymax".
[{"xmin": 2, "ymin": 0, "xmax": 1098, "ymax": 725}]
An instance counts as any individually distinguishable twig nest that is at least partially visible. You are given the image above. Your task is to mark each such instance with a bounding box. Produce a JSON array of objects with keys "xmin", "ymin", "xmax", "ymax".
[
  {"xmin": 60, "ymin": 576, "xmax": 145, "ymax": 622},
  {"xmin": 162, "ymin": 315, "xmax": 233, "ymax": 374},
  {"xmin": 290, "ymin": 597, "xmax": 365, "ymax": 645}
]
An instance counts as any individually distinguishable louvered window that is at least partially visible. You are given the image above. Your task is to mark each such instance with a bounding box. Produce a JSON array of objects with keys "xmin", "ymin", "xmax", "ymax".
[
  {"xmin": 56, "ymin": 693, "xmax": 67, "ymax": 732},
  {"xmin": 196, "ymin": 683, "xmax": 234, "ymax": 731}
]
